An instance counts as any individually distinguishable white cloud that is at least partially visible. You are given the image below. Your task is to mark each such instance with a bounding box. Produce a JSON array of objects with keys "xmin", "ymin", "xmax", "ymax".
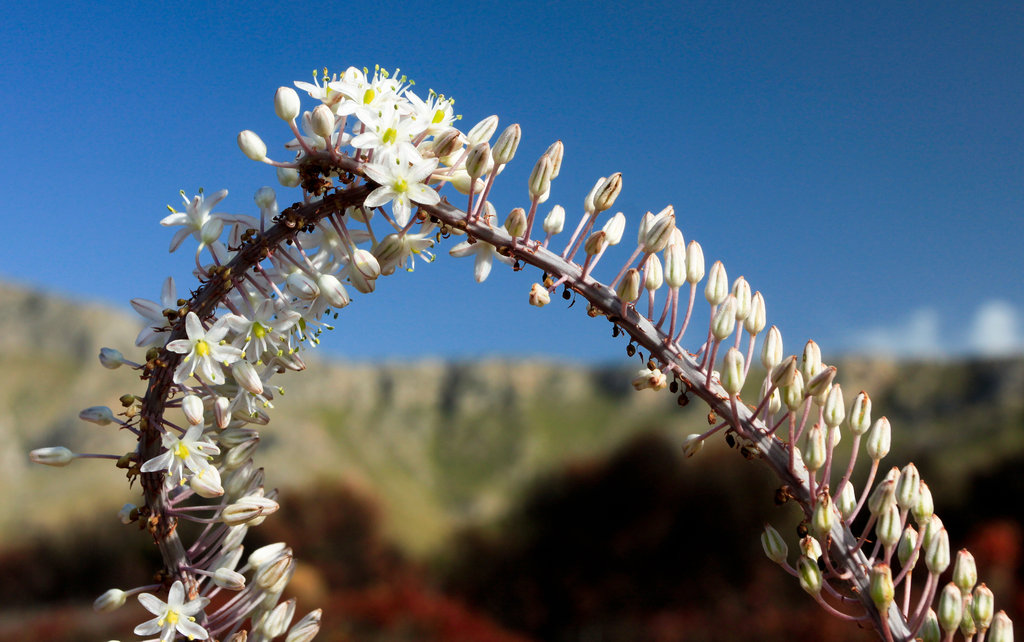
[
  {"xmin": 844, "ymin": 300, "xmax": 1024, "ymax": 358},
  {"xmin": 967, "ymin": 300, "xmax": 1023, "ymax": 356},
  {"xmin": 850, "ymin": 307, "xmax": 944, "ymax": 358}
]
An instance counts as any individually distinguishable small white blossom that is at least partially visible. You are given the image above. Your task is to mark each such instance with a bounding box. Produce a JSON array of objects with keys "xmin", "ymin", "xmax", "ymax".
[
  {"xmin": 362, "ymin": 149, "xmax": 440, "ymax": 228},
  {"xmin": 166, "ymin": 312, "xmax": 243, "ymax": 384},
  {"xmin": 134, "ymin": 580, "xmax": 210, "ymax": 642},
  {"xmin": 160, "ymin": 189, "xmax": 257, "ymax": 253},
  {"xmin": 140, "ymin": 423, "xmax": 221, "ymax": 489}
]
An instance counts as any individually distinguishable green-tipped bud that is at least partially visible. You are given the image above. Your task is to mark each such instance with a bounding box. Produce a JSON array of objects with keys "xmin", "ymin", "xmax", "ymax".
[
  {"xmin": 782, "ymin": 370, "xmax": 805, "ymax": 411},
  {"xmin": 682, "ymin": 433, "xmax": 704, "ymax": 458},
  {"xmin": 685, "ymin": 240, "xmax": 705, "ymax": 284},
  {"xmin": 823, "ymin": 384, "xmax": 845, "ymax": 428},
  {"xmin": 644, "ymin": 254, "xmax": 663, "ymax": 291},
  {"xmin": 29, "ymin": 446, "xmax": 75, "ymax": 467},
  {"xmin": 972, "ymin": 584, "xmax": 995, "ymax": 633},
  {"xmin": 584, "ymin": 230, "xmax": 608, "ymax": 256},
  {"xmin": 926, "ymin": 526, "xmax": 951, "ymax": 575},
  {"xmin": 961, "ymin": 598, "xmax": 978, "ymax": 638},
  {"xmin": 797, "ymin": 556, "xmax": 822, "ymax": 595},
  {"xmin": 430, "ymin": 128, "xmax": 463, "ymax": 159},
  {"xmin": 804, "ymin": 423, "xmax": 827, "ymax": 473},
  {"xmin": 898, "ymin": 525, "xmax": 919, "ymax": 569},
  {"xmin": 744, "ymin": 292, "xmax": 766, "ymax": 336},
  {"xmin": 640, "ymin": 207, "xmax": 676, "ymax": 254},
  {"xmin": 616, "ymin": 269, "xmax": 642, "ymax": 304},
  {"xmin": 868, "ymin": 477, "xmax": 897, "ymax": 516},
  {"xmin": 876, "ymin": 505, "xmax": 902, "ymax": 552},
  {"xmin": 467, "ymin": 114, "xmax": 499, "ymax": 146},
  {"xmin": 810, "ymin": 492, "xmax": 834, "ymax": 539},
  {"xmin": 663, "ymin": 238, "xmax": 686, "ymax": 288},
  {"xmin": 704, "ymin": 260, "xmax": 729, "ymax": 306},
  {"xmin": 238, "ymin": 130, "xmax": 268, "ymax": 162},
  {"xmin": 583, "ymin": 176, "xmax": 605, "ymax": 214},
  {"xmin": 275, "ymin": 87, "xmax": 301, "ymax": 122},
  {"xmin": 922, "ymin": 515, "xmax": 944, "ymax": 555},
  {"xmin": 504, "ymin": 207, "xmax": 527, "ymax": 237},
  {"xmin": 592, "ymin": 172, "xmax": 622, "ymax": 213},
  {"xmin": 848, "ymin": 391, "xmax": 872, "ymax": 436},
  {"xmin": 721, "ymin": 347, "xmax": 746, "ymax": 396},
  {"xmin": 866, "ymin": 416, "xmax": 891, "ymax": 461},
  {"xmin": 919, "ymin": 609, "xmax": 941, "ymax": 642},
  {"xmin": 542, "ymin": 204, "xmax": 565, "ymax": 235},
  {"xmin": 836, "ymin": 481, "xmax": 857, "ymax": 521},
  {"xmin": 896, "ymin": 463, "xmax": 921, "ymax": 511},
  {"xmin": 805, "ymin": 365, "xmax": 836, "ymax": 400},
  {"xmin": 761, "ymin": 524, "xmax": 788, "ymax": 565},
  {"xmin": 762, "ymin": 326, "xmax": 784, "ymax": 369},
  {"xmin": 937, "ymin": 582, "xmax": 964, "ymax": 637},
  {"xmin": 953, "ymin": 549, "xmax": 978, "ymax": 593},
  {"xmin": 989, "ymin": 611, "xmax": 1014, "ymax": 642},
  {"xmin": 545, "ymin": 140, "xmax": 564, "ymax": 177},
  {"xmin": 869, "ymin": 564, "xmax": 895, "ymax": 612},
  {"xmin": 529, "ymin": 153, "xmax": 554, "ymax": 199},
  {"xmin": 731, "ymin": 277, "xmax": 751, "ymax": 322},
  {"xmin": 913, "ymin": 481, "xmax": 935, "ymax": 526},
  {"xmin": 800, "ymin": 340, "xmax": 822, "ymax": 383},
  {"xmin": 770, "ymin": 354, "xmax": 797, "ymax": 388},
  {"xmin": 466, "ymin": 142, "xmax": 491, "ymax": 180},
  {"xmin": 711, "ymin": 295, "xmax": 738, "ymax": 341},
  {"xmin": 492, "ymin": 123, "xmax": 521, "ymax": 165},
  {"xmin": 799, "ymin": 535, "xmax": 822, "ymax": 561}
]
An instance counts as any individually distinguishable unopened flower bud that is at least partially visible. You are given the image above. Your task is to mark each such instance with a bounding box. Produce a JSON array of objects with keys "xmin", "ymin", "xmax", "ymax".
[
  {"xmin": 663, "ymin": 239, "xmax": 686, "ymax": 288},
  {"xmin": 223, "ymin": 495, "xmax": 279, "ymax": 527},
  {"xmin": 869, "ymin": 476, "xmax": 897, "ymax": 516},
  {"xmin": 866, "ymin": 416, "xmax": 891, "ymax": 461},
  {"xmin": 711, "ymin": 295, "xmax": 737, "ymax": 341},
  {"xmin": 937, "ymin": 582, "xmax": 964, "ymax": 637},
  {"xmin": 214, "ymin": 395, "xmax": 231, "ymax": 429},
  {"xmin": 347, "ymin": 249, "xmax": 381, "ymax": 294},
  {"xmin": 310, "ymin": 104, "xmax": 335, "ymax": 139},
  {"xmin": 584, "ymin": 176, "xmax": 605, "ymax": 214},
  {"xmin": 913, "ymin": 481, "xmax": 934, "ymax": 526},
  {"xmin": 926, "ymin": 526, "xmax": 951, "ymax": 575},
  {"xmin": 79, "ymin": 406, "xmax": 115, "ymax": 425},
  {"xmin": 953, "ymin": 549, "xmax": 978, "ymax": 592},
  {"xmin": 467, "ymin": 114, "xmax": 499, "ymax": 146},
  {"xmin": 212, "ymin": 567, "xmax": 246, "ymax": 590},
  {"xmin": 224, "ymin": 437, "xmax": 259, "ymax": 470},
  {"xmin": 430, "ymin": 128, "xmax": 463, "ymax": 159},
  {"xmin": 800, "ymin": 340, "xmax": 822, "ymax": 383},
  {"xmin": 644, "ymin": 254, "xmax": 663, "ymax": 292},
  {"xmin": 30, "ymin": 446, "xmax": 75, "ymax": 466},
  {"xmin": 277, "ymin": 167, "xmax": 301, "ymax": 188},
  {"xmin": 704, "ymin": 261, "xmax": 728, "ymax": 306},
  {"xmin": 869, "ymin": 564, "xmax": 895, "ymax": 612},
  {"xmin": 584, "ymin": 230, "xmax": 608, "ymax": 256},
  {"xmin": 896, "ymin": 463, "xmax": 921, "ymax": 511},
  {"xmin": 641, "ymin": 209, "xmax": 676, "ymax": 254},
  {"xmin": 262, "ymin": 599, "xmax": 297, "ymax": 637},
  {"xmin": 823, "ymin": 384, "xmax": 845, "ymax": 428},
  {"xmin": 287, "ymin": 609, "xmax": 323, "ymax": 642},
  {"xmin": 256, "ymin": 552, "xmax": 294, "ymax": 589},
  {"xmin": 617, "ymin": 268, "xmax": 641, "ymax": 304},
  {"xmin": 632, "ymin": 367, "xmax": 667, "ymax": 391},
  {"xmin": 492, "ymin": 124, "xmax": 521, "ymax": 165},
  {"xmin": 285, "ymin": 272, "xmax": 320, "ymax": 300},
  {"xmin": 98, "ymin": 347, "xmax": 124, "ymax": 369},
  {"xmin": 542, "ymin": 204, "xmax": 565, "ymax": 235},
  {"xmin": 799, "ymin": 535, "xmax": 822, "ymax": 560},
  {"xmin": 504, "ymin": 207, "xmax": 527, "ymax": 237},
  {"xmin": 592, "ymin": 172, "xmax": 622, "ymax": 213},
  {"xmin": 805, "ymin": 365, "xmax": 836, "ymax": 400},
  {"xmin": 848, "ymin": 391, "xmax": 872, "ymax": 436},
  {"xmin": 972, "ymin": 584, "xmax": 995, "ymax": 633},
  {"xmin": 232, "ymin": 361, "xmax": 263, "ymax": 395},
  {"xmin": 685, "ymin": 240, "xmax": 705, "ymax": 284},
  {"xmin": 721, "ymin": 347, "xmax": 746, "ymax": 396},
  {"xmin": 181, "ymin": 395, "xmax": 204, "ymax": 425},
  {"xmin": 529, "ymin": 283, "xmax": 550, "ymax": 307},
  {"xmin": 797, "ymin": 556, "xmax": 822, "ymax": 595},
  {"xmin": 961, "ymin": 601, "xmax": 978, "ymax": 639},
  {"xmin": 810, "ymin": 491, "xmax": 834, "ymax": 538},
  {"xmin": 275, "ymin": 87, "xmax": 301, "ymax": 122},
  {"xmin": 782, "ymin": 369, "xmax": 805, "ymax": 410},
  {"xmin": 190, "ymin": 466, "xmax": 224, "ymax": 498},
  {"xmin": 761, "ymin": 524, "xmax": 788, "ymax": 565},
  {"xmin": 544, "ymin": 140, "xmax": 564, "ymax": 178},
  {"xmin": 834, "ymin": 482, "xmax": 857, "ymax": 522},
  {"xmin": 317, "ymin": 274, "xmax": 350, "ymax": 308},
  {"xmin": 465, "ymin": 142, "xmax": 491, "ymax": 180},
  {"xmin": 238, "ymin": 130, "xmax": 268, "ymax": 162},
  {"xmin": 919, "ymin": 610, "xmax": 941, "ymax": 642},
  {"xmin": 989, "ymin": 611, "xmax": 1014, "ymax": 642},
  {"xmin": 602, "ymin": 212, "xmax": 626, "ymax": 246},
  {"xmin": 93, "ymin": 588, "xmax": 127, "ymax": 613},
  {"xmin": 898, "ymin": 525, "xmax": 919, "ymax": 569},
  {"xmin": 248, "ymin": 541, "xmax": 288, "ymax": 569},
  {"xmin": 877, "ymin": 505, "xmax": 902, "ymax": 551},
  {"xmin": 744, "ymin": 292, "xmax": 766, "ymax": 336},
  {"xmin": 731, "ymin": 277, "xmax": 752, "ymax": 321},
  {"xmin": 682, "ymin": 433, "xmax": 704, "ymax": 458}
]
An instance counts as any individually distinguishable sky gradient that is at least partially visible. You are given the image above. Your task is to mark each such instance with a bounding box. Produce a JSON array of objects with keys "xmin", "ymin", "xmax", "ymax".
[{"xmin": 2, "ymin": 2, "xmax": 1022, "ymax": 362}]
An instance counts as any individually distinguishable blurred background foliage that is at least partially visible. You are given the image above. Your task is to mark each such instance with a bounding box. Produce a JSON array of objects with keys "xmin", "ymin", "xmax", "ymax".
[{"xmin": 1, "ymin": 281, "xmax": 1021, "ymax": 641}]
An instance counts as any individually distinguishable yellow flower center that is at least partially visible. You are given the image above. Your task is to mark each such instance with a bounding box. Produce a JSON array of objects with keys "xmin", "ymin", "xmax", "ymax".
[
  {"xmin": 431, "ymin": 109, "xmax": 445, "ymax": 124},
  {"xmin": 363, "ymin": 88, "xmax": 375, "ymax": 104},
  {"xmin": 394, "ymin": 177, "xmax": 408, "ymax": 193},
  {"xmin": 253, "ymin": 322, "xmax": 268, "ymax": 339},
  {"xmin": 175, "ymin": 441, "xmax": 191, "ymax": 460},
  {"xmin": 195, "ymin": 339, "xmax": 210, "ymax": 357},
  {"xmin": 382, "ymin": 127, "xmax": 397, "ymax": 145}
]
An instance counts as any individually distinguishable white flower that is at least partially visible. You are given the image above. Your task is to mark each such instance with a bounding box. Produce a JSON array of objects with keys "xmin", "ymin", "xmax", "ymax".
[
  {"xmin": 449, "ymin": 238, "xmax": 513, "ymax": 283},
  {"xmin": 160, "ymin": 189, "xmax": 257, "ymax": 253},
  {"xmin": 140, "ymin": 422, "xmax": 221, "ymax": 489},
  {"xmin": 363, "ymin": 149, "xmax": 440, "ymax": 228},
  {"xmin": 131, "ymin": 277, "xmax": 177, "ymax": 347},
  {"xmin": 225, "ymin": 300, "xmax": 301, "ymax": 364},
  {"xmin": 404, "ymin": 89, "xmax": 457, "ymax": 137},
  {"xmin": 166, "ymin": 312, "xmax": 243, "ymax": 384},
  {"xmin": 134, "ymin": 580, "xmax": 210, "ymax": 642},
  {"xmin": 350, "ymin": 104, "xmax": 425, "ymax": 156}
]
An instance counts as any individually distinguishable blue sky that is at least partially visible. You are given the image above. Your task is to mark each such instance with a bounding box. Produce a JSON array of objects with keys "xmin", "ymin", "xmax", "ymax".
[{"xmin": 1, "ymin": 2, "xmax": 1021, "ymax": 362}]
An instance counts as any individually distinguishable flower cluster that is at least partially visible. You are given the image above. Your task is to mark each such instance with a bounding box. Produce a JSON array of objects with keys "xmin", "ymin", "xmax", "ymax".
[{"xmin": 28, "ymin": 65, "xmax": 1014, "ymax": 642}]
